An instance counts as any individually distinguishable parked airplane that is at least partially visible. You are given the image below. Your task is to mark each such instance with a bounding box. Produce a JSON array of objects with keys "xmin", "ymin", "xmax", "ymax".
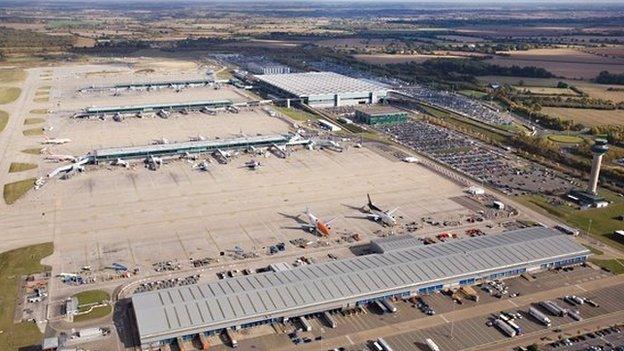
[
  {"xmin": 113, "ymin": 112, "xmax": 124, "ymax": 122},
  {"xmin": 45, "ymin": 154, "xmax": 76, "ymax": 162},
  {"xmin": 152, "ymin": 137, "xmax": 169, "ymax": 145},
  {"xmin": 193, "ymin": 160, "xmax": 211, "ymax": 172},
  {"xmin": 157, "ymin": 109, "xmax": 170, "ymax": 118},
  {"xmin": 201, "ymin": 106, "xmax": 217, "ymax": 115},
  {"xmin": 213, "ymin": 149, "xmax": 230, "ymax": 164},
  {"xmin": 189, "ymin": 134, "xmax": 206, "ymax": 142},
  {"xmin": 299, "ymin": 208, "xmax": 336, "ymax": 237},
  {"xmin": 111, "ymin": 158, "xmax": 130, "ymax": 168},
  {"xmin": 270, "ymin": 143, "xmax": 288, "ymax": 158},
  {"xmin": 41, "ymin": 137, "xmax": 71, "ymax": 145},
  {"xmin": 361, "ymin": 194, "xmax": 398, "ymax": 226},
  {"xmin": 243, "ymin": 159, "xmax": 261, "ymax": 170},
  {"xmin": 145, "ymin": 155, "xmax": 163, "ymax": 170}
]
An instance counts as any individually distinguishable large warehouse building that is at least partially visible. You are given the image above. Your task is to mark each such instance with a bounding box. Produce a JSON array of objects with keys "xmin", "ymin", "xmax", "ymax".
[
  {"xmin": 131, "ymin": 227, "xmax": 589, "ymax": 349},
  {"xmin": 254, "ymin": 71, "xmax": 388, "ymax": 107}
]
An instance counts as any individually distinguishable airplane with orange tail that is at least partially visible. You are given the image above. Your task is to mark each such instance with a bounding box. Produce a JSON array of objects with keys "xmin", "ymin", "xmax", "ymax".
[{"xmin": 301, "ymin": 208, "xmax": 336, "ymax": 237}]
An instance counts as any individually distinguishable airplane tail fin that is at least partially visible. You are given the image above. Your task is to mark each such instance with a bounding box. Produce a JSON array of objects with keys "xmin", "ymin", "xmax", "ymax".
[{"xmin": 367, "ymin": 193, "xmax": 373, "ymax": 206}]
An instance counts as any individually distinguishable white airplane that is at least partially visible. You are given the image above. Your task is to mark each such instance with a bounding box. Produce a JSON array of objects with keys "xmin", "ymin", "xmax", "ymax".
[
  {"xmin": 193, "ymin": 160, "xmax": 211, "ymax": 172},
  {"xmin": 145, "ymin": 155, "xmax": 163, "ymax": 170},
  {"xmin": 113, "ymin": 112, "xmax": 124, "ymax": 122},
  {"xmin": 41, "ymin": 137, "xmax": 71, "ymax": 145},
  {"xmin": 361, "ymin": 194, "xmax": 398, "ymax": 227},
  {"xmin": 213, "ymin": 149, "xmax": 230, "ymax": 164},
  {"xmin": 45, "ymin": 154, "xmax": 76, "ymax": 162},
  {"xmin": 181, "ymin": 152, "xmax": 198, "ymax": 161},
  {"xmin": 157, "ymin": 109, "xmax": 170, "ymax": 118},
  {"xmin": 243, "ymin": 159, "xmax": 261, "ymax": 170},
  {"xmin": 152, "ymin": 137, "xmax": 169, "ymax": 145},
  {"xmin": 179, "ymin": 108, "xmax": 190, "ymax": 115},
  {"xmin": 270, "ymin": 144, "xmax": 288, "ymax": 158},
  {"xmin": 111, "ymin": 158, "xmax": 130, "ymax": 168},
  {"xmin": 201, "ymin": 106, "xmax": 217, "ymax": 115},
  {"xmin": 189, "ymin": 134, "xmax": 206, "ymax": 142},
  {"xmin": 300, "ymin": 208, "xmax": 336, "ymax": 237}
]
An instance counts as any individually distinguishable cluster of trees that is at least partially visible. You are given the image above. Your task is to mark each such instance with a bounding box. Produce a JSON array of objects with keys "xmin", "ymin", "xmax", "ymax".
[
  {"xmin": 595, "ymin": 71, "xmax": 624, "ymax": 85},
  {"xmin": 495, "ymin": 93, "xmax": 579, "ymax": 131},
  {"xmin": 589, "ymin": 125, "xmax": 624, "ymax": 146},
  {"xmin": 515, "ymin": 95, "xmax": 623, "ymax": 110},
  {"xmin": 0, "ymin": 27, "xmax": 74, "ymax": 50},
  {"xmin": 420, "ymin": 58, "xmax": 555, "ymax": 79}
]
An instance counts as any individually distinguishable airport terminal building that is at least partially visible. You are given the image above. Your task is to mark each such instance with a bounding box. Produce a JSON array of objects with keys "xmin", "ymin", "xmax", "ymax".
[
  {"xmin": 254, "ymin": 72, "xmax": 388, "ymax": 107},
  {"xmin": 131, "ymin": 227, "xmax": 590, "ymax": 349}
]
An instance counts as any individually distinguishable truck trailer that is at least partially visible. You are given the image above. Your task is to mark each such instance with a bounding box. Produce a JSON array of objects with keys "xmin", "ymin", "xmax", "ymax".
[{"xmin": 529, "ymin": 307, "xmax": 552, "ymax": 327}]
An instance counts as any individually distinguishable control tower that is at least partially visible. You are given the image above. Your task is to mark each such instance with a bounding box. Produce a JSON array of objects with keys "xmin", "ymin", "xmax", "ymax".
[{"xmin": 587, "ymin": 138, "xmax": 609, "ymax": 195}]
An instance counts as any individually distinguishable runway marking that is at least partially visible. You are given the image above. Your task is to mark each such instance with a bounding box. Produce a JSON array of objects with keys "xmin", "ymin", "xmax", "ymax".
[
  {"xmin": 576, "ymin": 284, "xmax": 587, "ymax": 292},
  {"xmin": 346, "ymin": 335, "xmax": 354, "ymax": 345},
  {"xmin": 440, "ymin": 314, "xmax": 450, "ymax": 323},
  {"xmin": 508, "ymin": 299, "xmax": 518, "ymax": 307}
]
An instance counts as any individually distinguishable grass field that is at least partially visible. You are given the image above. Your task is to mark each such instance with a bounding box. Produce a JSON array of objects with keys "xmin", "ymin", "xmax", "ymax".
[
  {"xmin": 0, "ymin": 243, "xmax": 53, "ymax": 351},
  {"xmin": 24, "ymin": 118, "xmax": 45, "ymax": 125},
  {"xmin": 546, "ymin": 134, "xmax": 585, "ymax": 144},
  {"xmin": 33, "ymin": 97, "xmax": 49, "ymax": 103},
  {"xmin": 458, "ymin": 90, "xmax": 488, "ymax": 99},
  {"xmin": 353, "ymin": 53, "xmax": 464, "ymax": 64},
  {"xmin": 0, "ymin": 68, "xmax": 26, "ymax": 83},
  {"xmin": 74, "ymin": 290, "xmax": 110, "ymax": 305},
  {"xmin": 3, "ymin": 178, "xmax": 35, "ymax": 204},
  {"xmin": 275, "ymin": 106, "xmax": 318, "ymax": 122},
  {"xmin": 29, "ymin": 109, "xmax": 47, "ymax": 114},
  {"xmin": 542, "ymin": 107, "xmax": 624, "ymax": 127},
  {"xmin": 0, "ymin": 110, "xmax": 8, "ymax": 133},
  {"xmin": 488, "ymin": 48, "xmax": 624, "ymax": 79},
  {"xmin": 582, "ymin": 244, "xmax": 604, "ymax": 256},
  {"xmin": 215, "ymin": 68, "xmax": 233, "ymax": 80},
  {"xmin": 9, "ymin": 162, "xmax": 37, "ymax": 173},
  {"xmin": 517, "ymin": 191, "xmax": 624, "ymax": 253},
  {"xmin": 590, "ymin": 258, "xmax": 624, "ymax": 275},
  {"xmin": 0, "ymin": 87, "xmax": 21, "ymax": 105},
  {"xmin": 514, "ymin": 86, "xmax": 579, "ymax": 96},
  {"xmin": 23, "ymin": 128, "xmax": 43, "ymax": 136},
  {"xmin": 21, "ymin": 148, "xmax": 42, "ymax": 155},
  {"xmin": 479, "ymin": 76, "xmax": 624, "ymax": 103},
  {"xmin": 73, "ymin": 305, "xmax": 112, "ymax": 322}
]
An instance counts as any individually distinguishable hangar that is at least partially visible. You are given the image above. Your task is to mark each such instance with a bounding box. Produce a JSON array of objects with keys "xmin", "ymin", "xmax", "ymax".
[
  {"xmin": 253, "ymin": 71, "xmax": 388, "ymax": 107},
  {"xmin": 131, "ymin": 227, "xmax": 589, "ymax": 349}
]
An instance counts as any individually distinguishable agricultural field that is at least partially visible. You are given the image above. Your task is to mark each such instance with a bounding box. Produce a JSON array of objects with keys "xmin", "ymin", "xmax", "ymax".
[
  {"xmin": 353, "ymin": 53, "xmax": 465, "ymax": 64},
  {"xmin": 514, "ymin": 86, "xmax": 579, "ymax": 96},
  {"xmin": 546, "ymin": 134, "xmax": 586, "ymax": 144},
  {"xmin": 0, "ymin": 243, "xmax": 53, "ymax": 351},
  {"xmin": 542, "ymin": 107, "xmax": 624, "ymax": 127},
  {"xmin": 479, "ymin": 76, "xmax": 624, "ymax": 103},
  {"xmin": 487, "ymin": 48, "xmax": 624, "ymax": 79}
]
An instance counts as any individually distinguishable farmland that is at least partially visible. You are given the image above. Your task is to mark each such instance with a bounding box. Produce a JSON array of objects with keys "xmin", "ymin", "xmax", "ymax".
[
  {"xmin": 541, "ymin": 107, "xmax": 624, "ymax": 127},
  {"xmin": 353, "ymin": 53, "xmax": 465, "ymax": 64},
  {"xmin": 487, "ymin": 48, "xmax": 624, "ymax": 79}
]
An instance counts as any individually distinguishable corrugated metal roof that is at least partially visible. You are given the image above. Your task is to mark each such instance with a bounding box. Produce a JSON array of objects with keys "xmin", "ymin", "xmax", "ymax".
[
  {"xmin": 254, "ymin": 72, "xmax": 386, "ymax": 97},
  {"xmin": 85, "ymin": 100, "xmax": 232, "ymax": 114},
  {"xmin": 371, "ymin": 235, "xmax": 424, "ymax": 253},
  {"xmin": 132, "ymin": 227, "xmax": 589, "ymax": 342},
  {"xmin": 94, "ymin": 134, "xmax": 289, "ymax": 158}
]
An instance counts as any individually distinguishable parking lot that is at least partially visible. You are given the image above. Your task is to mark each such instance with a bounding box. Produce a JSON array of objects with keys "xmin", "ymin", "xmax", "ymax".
[
  {"xmin": 203, "ymin": 266, "xmax": 611, "ymax": 351},
  {"xmin": 383, "ymin": 121, "xmax": 577, "ymax": 196}
]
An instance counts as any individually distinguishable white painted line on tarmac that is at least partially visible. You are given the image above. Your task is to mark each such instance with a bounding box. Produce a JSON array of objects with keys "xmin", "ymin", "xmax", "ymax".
[
  {"xmin": 440, "ymin": 314, "xmax": 450, "ymax": 323},
  {"xmin": 576, "ymin": 284, "xmax": 587, "ymax": 292},
  {"xmin": 346, "ymin": 335, "xmax": 354, "ymax": 345},
  {"xmin": 509, "ymin": 299, "xmax": 518, "ymax": 307}
]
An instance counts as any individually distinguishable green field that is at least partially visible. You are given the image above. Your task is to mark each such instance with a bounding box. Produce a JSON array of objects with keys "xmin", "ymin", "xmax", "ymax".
[
  {"xmin": 590, "ymin": 258, "xmax": 624, "ymax": 275},
  {"xmin": 458, "ymin": 89, "xmax": 488, "ymax": 99},
  {"xmin": 275, "ymin": 106, "xmax": 318, "ymax": 122},
  {"xmin": 29, "ymin": 109, "xmax": 47, "ymax": 114},
  {"xmin": 0, "ymin": 110, "xmax": 8, "ymax": 133},
  {"xmin": 74, "ymin": 290, "xmax": 110, "ymax": 305},
  {"xmin": 24, "ymin": 118, "xmax": 45, "ymax": 125},
  {"xmin": 73, "ymin": 305, "xmax": 112, "ymax": 322},
  {"xmin": 0, "ymin": 87, "xmax": 21, "ymax": 105},
  {"xmin": 23, "ymin": 128, "xmax": 43, "ymax": 136},
  {"xmin": 72, "ymin": 290, "xmax": 111, "ymax": 322},
  {"xmin": 517, "ymin": 191, "xmax": 624, "ymax": 252},
  {"xmin": 0, "ymin": 68, "xmax": 26, "ymax": 83},
  {"xmin": 21, "ymin": 148, "xmax": 42, "ymax": 155},
  {"xmin": 546, "ymin": 134, "xmax": 585, "ymax": 144},
  {"xmin": 9, "ymin": 162, "xmax": 37, "ymax": 173},
  {"xmin": 0, "ymin": 243, "xmax": 53, "ymax": 351},
  {"xmin": 3, "ymin": 178, "xmax": 35, "ymax": 204}
]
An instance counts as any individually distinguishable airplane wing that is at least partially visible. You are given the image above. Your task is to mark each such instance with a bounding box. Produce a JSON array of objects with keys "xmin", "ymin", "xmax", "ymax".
[
  {"xmin": 325, "ymin": 217, "xmax": 338, "ymax": 225},
  {"xmin": 365, "ymin": 214, "xmax": 381, "ymax": 220},
  {"xmin": 387, "ymin": 207, "xmax": 399, "ymax": 215}
]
